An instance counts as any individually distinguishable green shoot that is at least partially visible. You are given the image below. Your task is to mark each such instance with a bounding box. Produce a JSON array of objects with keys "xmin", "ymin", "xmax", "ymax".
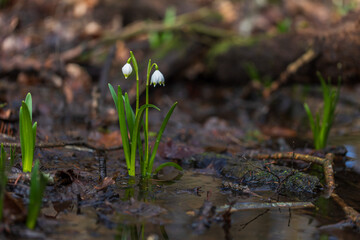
[
  {"xmin": 26, "ymin": 160, "xmax": 47, "ymax": 229},
  {"xmin": 304, "ymin": 72, "xmax": 341, "ymax": 149},
  {"xmin": 149, "ymin": 7, "xmax": 176, "ymax": 49},
  {"xmin": 109, "ymin": 51, "xmax": 182, "ymax": 178},
  {"xmin": 243, "ymin": 62, "xmax": 272, "ymax": 88},
  {"xmin": 277, "ymin": 18, "xmax": 292, "ymax": 33},
  {"xmin": 0, "ymin": 144, "xmax": 15, "ymax": 221},
  {"xmin": 0, "ymin": 144, "xmax": 6, "ymax": 221},
  {"xmin": 19, "ymin": 93, "xmax": 37, "ymax": 172}
]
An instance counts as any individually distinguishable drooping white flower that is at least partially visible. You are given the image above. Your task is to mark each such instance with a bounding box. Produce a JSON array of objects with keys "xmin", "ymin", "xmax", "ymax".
[
  {"xmin": 150, "ymin": 70, "xmax": 165, "ymax": 87},
  {"xmin": 122, "ymin": 63, "xmax": 132, "ymax": 79}
]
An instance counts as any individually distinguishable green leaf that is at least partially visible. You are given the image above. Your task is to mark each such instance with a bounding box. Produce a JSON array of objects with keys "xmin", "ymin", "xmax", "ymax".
[
  {"xmin": 124, "ymin": 93, "xmax": 135, "ymax": 139},
  {"xmin": 304, "ymin": 103, "xmax": 314, "ymax": 134},
  {"xmin": 20, "ymin": 102, "xmax": 34, "ymax": 173},
  {"xmin": 154, "ymin": 162, "xmax": 183, "ymax": 175},
  {"xmin": 0, "ymin": 144, "xmax": 5, "ymax": 172},
  {"xmin": 26, "ymin": 160, "xmax": 47, "ymax": 229},
  {"xmin": 123, "ymin": 93, "xmax": 145, "ymax": 164},
  {"xmin": 116, "ymin": 86, "xmax": 131, "ymax": 171},
  {"xmin": 24, "ymin": 93, "xmax": 32, "ymax": 121},
  {"xmin": 129, "ymin": 104, "xmax": 159, "ymax": 177},
  {"xmin": 0, "ymin": 143, "xmax": 6, "ymax": 221},
  {"xmin": 32, "ymin": 122, "xmax": 37, "ymax": 151},
  {"xmin": 147, "ymin": 102, "xmax": 177, "ymax": 176},
  {"xmin": 108, "ymin": 83, "xmax": 119, "ymax": 112}
]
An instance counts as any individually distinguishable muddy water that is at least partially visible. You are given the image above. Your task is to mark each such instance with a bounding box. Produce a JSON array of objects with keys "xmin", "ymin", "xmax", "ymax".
[{"xmin": 47, "ymin": 169, "xmax": 356, "ymax": 240}]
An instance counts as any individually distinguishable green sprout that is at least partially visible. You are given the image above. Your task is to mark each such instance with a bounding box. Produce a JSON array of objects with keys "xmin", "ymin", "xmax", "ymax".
[
  {"xmin": 0, "ymin": 143, "xmax": 15, "ymax": 221},
  {"xmin": 276, "ymin": 18, "xmax": 292, "ymax": 33},
  {"xmin": 108, "ymin": 51, "xmax": 182, "ymax": 178},
  {"xmin": 19, "ymin": 93, "xmax": 37, "ymax": 173},
  {"xmin": 243, "ymin": 62, "xmax": 272, "ymax": 89},
  {"xmin": 304, "ymin": 72, "xmax": 341, "ymax": 149},
  {"xmin": 149, "ymin": 7, "xmax": 176, "ymax": 49},
  {"xmin": 26, "ymin": 160, "xmax": 47, "ymax": 229}
]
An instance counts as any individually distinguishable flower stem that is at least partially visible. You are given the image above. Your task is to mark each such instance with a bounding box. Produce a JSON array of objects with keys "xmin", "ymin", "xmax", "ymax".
[
  {"xmin": 144, "ymin": 60, "xmax": 151, "ymax": 177},
  {"xmin": 130, "ymin": 51, "xmax": 139, "ymax": 116}
]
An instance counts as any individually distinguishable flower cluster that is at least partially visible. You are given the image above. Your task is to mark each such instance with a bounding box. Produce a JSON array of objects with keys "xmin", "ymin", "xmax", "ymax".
[
  {"xmin": 150, "ymin": 70, "xmax": 165, "ymax": 87},
  {"xmin": 121, "ymin": 63, "xmax": 165, "ymax": 87}
]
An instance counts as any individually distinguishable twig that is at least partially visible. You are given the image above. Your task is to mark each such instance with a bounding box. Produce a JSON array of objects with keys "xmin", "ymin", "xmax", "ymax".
[
  {"xmin": 263, "ymin": 48, "xmax": 317, "ymax": 98},
  {"xmin": 0, "ymin": 141, "xmax": 122, "ymax": 152},
  {"xmin": 216, "ymin": 201, "xmax": 315, "ymax": 214},
  {"xmin": 101, "ymin": 8, "xmax": 234, "ymax": 44},
  {"xmin": 239, "ymin": 209, "xmax": 269, "ymax": 230},
  {"xmin": 331, "ymin": 192, "xmax": 360, "ymax": 227}
]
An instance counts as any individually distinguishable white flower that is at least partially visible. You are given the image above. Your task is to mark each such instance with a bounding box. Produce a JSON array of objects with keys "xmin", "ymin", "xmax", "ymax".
[
  {"xmin": 122, "ymin": 63, "xmax": 132, "ymax": 79},
  {"xmin": 150, "ymin": 70, "xmax": 165, "ymax": 87}
]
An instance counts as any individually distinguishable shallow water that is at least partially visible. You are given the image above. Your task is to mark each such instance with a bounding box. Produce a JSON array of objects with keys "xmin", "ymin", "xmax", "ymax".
[
  {"xmin": 330, "ymin": 133, "xmax": 360, "ymax": 174},
  {"xmin": 47, "ymin": 170, "xmax": 358, "ymax": 240}
]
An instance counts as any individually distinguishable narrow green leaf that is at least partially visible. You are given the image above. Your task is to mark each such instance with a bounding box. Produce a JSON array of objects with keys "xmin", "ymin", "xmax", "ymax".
[
  {"xmin": 0, "ymin": 144, "xmax": 5, "ymax": 221},
  {"xmin": 19, "ymin": 107, "xmax": 25, "ymax": 169},
  {"xmin": 117, "ymin": 86, "xmax": 131, "ymax": 171},
  {"xmin": 108, "ymin": 83, "xmax": 119, "ymax": 112},
  {"xmin": 20, "ymin": 102, "xmax": 34, "ymax": 173},
  {"xmin": 147, "ymin": 102, "xmax": 177, "ymax": 176},
  {"xmin": 32, "ymin": 122, "xmax": 37, "ymax": 153},
  {"xmin": 129, "ymin": 104, "xmax": 159, "ymax": 176},
  {"xmin": 123, "ymin": 93, "xmax": 145, "ymax": 165},
  {"xmin": 0, "ymin": 144, "xmax": 5, "ymax": 171},
  {"xmin": 304, "ymin": 103, "xmax": 315, "ymax": 133},
  {"xmin": 154, "ymin": 162, "xmax": 183, "ymax": 175},
  {"xmin": 26, "ymin": 160, "xmax": 47, "ymax": 229},
  {"xmin": 24, "ymin": 93, "xmax": 32, "ymax": 121},
  {"xmin": 124, "ymin": 93, "xmax": 135, "ymax": 139}
]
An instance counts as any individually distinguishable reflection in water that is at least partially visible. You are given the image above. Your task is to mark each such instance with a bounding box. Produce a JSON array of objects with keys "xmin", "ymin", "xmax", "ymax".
[{"xmin": 116, "ymin": 223, "xmax": 169, "ymax": 240}]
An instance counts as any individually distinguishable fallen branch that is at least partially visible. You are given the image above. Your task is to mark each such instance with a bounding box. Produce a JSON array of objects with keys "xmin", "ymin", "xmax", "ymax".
[
  {"xmin": 0, "ymin": 141, "xmax": 121, "ymax": 152},
  {"xmin": 216, "ymin": 201, "xmax": 315, "ymax": 214},
  {"xmin": 263, "ymin": 48, "xmax": 317, "ymax": 98}
]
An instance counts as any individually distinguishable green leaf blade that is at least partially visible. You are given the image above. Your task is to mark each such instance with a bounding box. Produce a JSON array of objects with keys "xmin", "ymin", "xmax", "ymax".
[
  {"xmin": 147, "ymin": 102, "xmax": 177, "ymax": 176},
  {"xmin": 129, "ymin": 104, "xmax": 159, "ymax": 177},
  {"xmin": 108, "ymin": 83, "xmax": 119, "ymax": 112},
  {"xmin": 117, "ymin": 86, "xmax": 131, "ymax": 172},
  {"xmin": 154, "ymin": 162, "xmax": 183, "ymax": 175},
  {"xmin": 20, "ymin": 102, "xmax": 34, "ymax": 173},
  {"xmin": 26, "ymin": 160, "xmax": 47, "ymax": 229}
]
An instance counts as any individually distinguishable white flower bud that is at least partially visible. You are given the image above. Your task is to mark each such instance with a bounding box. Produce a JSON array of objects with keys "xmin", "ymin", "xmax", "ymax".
[
  {"xmin": 150, "ymin": 70, "xmax": 165, "ymax": 87},
  {"xmin": 122, "ymin": 63, "xmax": 132, "ymax": 79}
]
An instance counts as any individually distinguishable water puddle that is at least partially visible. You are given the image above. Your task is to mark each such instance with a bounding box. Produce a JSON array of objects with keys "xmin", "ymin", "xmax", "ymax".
[{"xmin": 47, "ymin": 170, "xmax": 351, "ymax": 240}]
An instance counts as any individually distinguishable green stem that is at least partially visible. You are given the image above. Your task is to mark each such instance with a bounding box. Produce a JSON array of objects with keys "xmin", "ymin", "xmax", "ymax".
[
  {"xmin": 144, "ymin": 60, "xmax": 151, "ymax": 176},
  {"xmin": 130, "ymin": 51, "xmax": 139, "ymax": 116},
  {"xmin": 143, "ymin": 62, "xmax": 159, "ymax": 177}
]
